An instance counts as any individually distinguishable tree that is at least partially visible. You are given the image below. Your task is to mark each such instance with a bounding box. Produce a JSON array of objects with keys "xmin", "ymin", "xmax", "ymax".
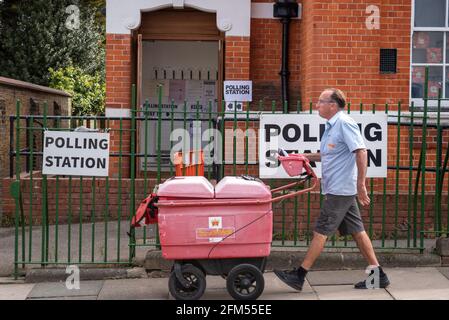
[
  {"xmin": 0, "ymin": 0, "xmax": 105, "ymax": 86},
  {"xmin": 48, "ymin": 65, "xmax": 105, "ymax": 116}
]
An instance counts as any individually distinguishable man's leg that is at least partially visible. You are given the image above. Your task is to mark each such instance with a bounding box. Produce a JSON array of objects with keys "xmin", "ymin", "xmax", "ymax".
[
  {"xmin": 273, "ymin": 194, "xmax": 349, "ymax": 291},
  {"xmin": 352, "ymin": 231, "xmax": 390, "ymax": 289},
  {"xmin": 273, "ymin": 232, "xmax": 327, "ymax": 291},
  {"xmin": 301, "ymin": 232, "xmax": 328, "ymax": 270},
  {"xmin": 352, "ymin": 231, "xmax": 379, "ymax": 266}
]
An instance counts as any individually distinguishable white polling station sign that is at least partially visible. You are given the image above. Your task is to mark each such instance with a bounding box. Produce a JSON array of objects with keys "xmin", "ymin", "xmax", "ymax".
[
  {"xmin": 224, "ymin": 81, "xmax": 252, "ymax": 102},
  {"xmin": 42, "ymin": 131, "xmax": 110, "ymax": 177},
  {"xmin": 259, "ymin": 114, "xmax": 388, "ymax": 179}
]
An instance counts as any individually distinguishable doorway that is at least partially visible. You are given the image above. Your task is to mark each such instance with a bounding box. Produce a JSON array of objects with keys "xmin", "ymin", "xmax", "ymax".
[{"xmin": 134, "ymin": 9, "xmax": 224, "ymax": 173}]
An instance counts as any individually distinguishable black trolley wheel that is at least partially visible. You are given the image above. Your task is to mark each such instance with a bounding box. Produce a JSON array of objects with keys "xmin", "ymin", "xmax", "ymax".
[
  {"xmin": 168, "ymin": 264, "xmax": 206, "ymax": 300},
  {"xmin": 226, "ymin": 264, "xmax": 264, "ymax": 300}
]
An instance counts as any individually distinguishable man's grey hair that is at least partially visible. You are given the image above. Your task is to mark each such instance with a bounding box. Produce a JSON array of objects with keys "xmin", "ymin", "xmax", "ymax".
[{"xmin": 324, "ymin": 88, "xmax": 346, "ymax": 109}]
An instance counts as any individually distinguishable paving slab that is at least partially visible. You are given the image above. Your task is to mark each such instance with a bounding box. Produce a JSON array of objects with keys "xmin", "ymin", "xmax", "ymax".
[
  {"xmin": 313, "ymin": 285, "xmax": 393, "ymax": 300},
  {"xmin": 193, "ymin": 272, "xmax": 318, "ymax": 300},
  {"xmin": 306, "ymin": 269, "xmax": 367, "ymax": 286},
  {"xmin": 98, "ymin": 278, "xmax": 169, "ymax": 300},
  {"xmin": 29, "ymin": 296, "xmax": 98, "ymax": 300},
  {"xmin": 437, "ymin": 267, "xmax": 449, "ymax": 281},
  {"xmin": 0, "ymin": 284, "xmax": 35, "ymax": 300},
  {"xmin": 27, "ymin": 280, "xmax": 104, "ymax": 299},
  {"xmin": 385, "ymin": 267, "xmax": 449, "ymax": 300}
]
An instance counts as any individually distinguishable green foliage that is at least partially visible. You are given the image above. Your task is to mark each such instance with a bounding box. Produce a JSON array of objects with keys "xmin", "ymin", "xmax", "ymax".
[
  {"xmin": 49, "ymin": 66, "xmax": 105, "ymax": 115},
  {"xmin": 0, "ymin": 0, "xmax": 106, "ymax": 115},
  {"xmin": 0, "ymin": 0, "xmax": 105, "ymax": 86}
]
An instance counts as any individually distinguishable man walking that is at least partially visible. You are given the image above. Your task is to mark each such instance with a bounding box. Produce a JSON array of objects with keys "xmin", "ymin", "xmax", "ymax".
[{"xmin": 274, "ymin": 88, "xmax": 390, "ymax": 291}]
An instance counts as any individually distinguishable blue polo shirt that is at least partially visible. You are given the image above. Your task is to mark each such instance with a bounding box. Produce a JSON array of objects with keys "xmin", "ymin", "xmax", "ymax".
[{"xmin": 320, "ymin": 111, "xmax": 366, "ymax": 196}]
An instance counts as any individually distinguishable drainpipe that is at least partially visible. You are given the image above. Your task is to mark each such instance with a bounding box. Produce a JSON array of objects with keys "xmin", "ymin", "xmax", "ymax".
[
  {"xmin": 274, "ymin": 0, "xmax": 299, "ymax": 112},
  {"xmin": 280, "ymin": 17, "xmax": 290, "ymax": 112}
]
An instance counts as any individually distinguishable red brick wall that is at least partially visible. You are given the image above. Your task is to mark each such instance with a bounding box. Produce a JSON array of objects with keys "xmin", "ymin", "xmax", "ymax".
[
  {"xmin": 106, "ymin": 34, "xmax": 132, "ymax": 109},
  {"xmin": 106, "ymin": 34, "xmax": 133, "ymax": 178},
  {"xmin": 250, "ymin": 2, "xmax": 301, "ymax": 109},
  {"xmin": 225, "ymin": 36, "xmax": 251, "ymax": 80},
  {"xmin": 299, "ymin": 0, "xmax": 411, "ymax": 106},
  {"xmin": 249, "ymin": 0, "xmax": 412, "ymax": 108}
]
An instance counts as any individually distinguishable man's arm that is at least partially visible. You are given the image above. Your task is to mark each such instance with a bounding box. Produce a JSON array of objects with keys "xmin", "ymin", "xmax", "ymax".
[
  {"xmin": 355, "ymin": 148, "xmax": 370, "ymax": 206},
  {"xmin": 303, "ymin": 153, "xmax": 321, "ymax": 162}
]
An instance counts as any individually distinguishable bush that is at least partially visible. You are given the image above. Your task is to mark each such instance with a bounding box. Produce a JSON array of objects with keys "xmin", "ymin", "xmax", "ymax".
[{"xmin": 49, "ymin": 66, "xmax": 105, "ymax": 116}]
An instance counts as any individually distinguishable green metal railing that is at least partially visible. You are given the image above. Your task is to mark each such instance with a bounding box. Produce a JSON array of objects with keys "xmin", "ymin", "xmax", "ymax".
[{"xmin": 9, "ymin": 70, "xmax": 449, "ymax": 278}]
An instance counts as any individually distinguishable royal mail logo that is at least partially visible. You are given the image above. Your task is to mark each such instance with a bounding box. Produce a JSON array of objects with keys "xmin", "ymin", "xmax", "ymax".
[
  {"xmin": 209, "ymin": 217, "xmax": 222, "ymax": 229},
  {"xmin": 211, "ymin": 220, "xmax": 220, "ymax": 227}
]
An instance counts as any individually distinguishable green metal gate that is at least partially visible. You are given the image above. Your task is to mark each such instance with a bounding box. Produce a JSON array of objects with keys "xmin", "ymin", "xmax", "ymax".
[{"xmin": 9, "ymin": 73, "xmax": 449, "ymax": 278}]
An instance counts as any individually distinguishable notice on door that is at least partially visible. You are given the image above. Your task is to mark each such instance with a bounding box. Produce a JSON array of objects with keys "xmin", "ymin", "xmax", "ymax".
[
  {"xmin": 42, "ymin": 131, "xmax": 110, "ymax": 177},
  {"xmin": 224, "ymin": 81, "xmax": 252, "ymax": 102}
]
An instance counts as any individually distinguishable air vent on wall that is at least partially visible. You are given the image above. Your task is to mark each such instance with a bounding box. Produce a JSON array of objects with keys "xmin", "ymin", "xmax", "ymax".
[{"xmin": 380, "ymin": 48, "xmax": 397, "ymax": 74}]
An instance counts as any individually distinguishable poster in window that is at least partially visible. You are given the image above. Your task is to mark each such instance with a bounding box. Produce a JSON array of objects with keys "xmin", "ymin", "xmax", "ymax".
[
  {"xmin": 428, "ymin": 81, "xmax": 442, "ymax": 98},
  {"xmin": 427, "ymin": 48, "xmax": 442, "ymax": 63},
  {"xmin": 412, "ymin": 67, "xmax": 425, "ymax": 83},
  {"xmin": 413, "ymin": 32, "xmax": 430, "ymax": 49}
]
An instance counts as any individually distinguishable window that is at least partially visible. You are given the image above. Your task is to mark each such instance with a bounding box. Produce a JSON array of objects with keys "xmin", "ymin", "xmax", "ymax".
[{"xmin": 411, "ymin": 0, "xmax": 449, "ymax": 106}]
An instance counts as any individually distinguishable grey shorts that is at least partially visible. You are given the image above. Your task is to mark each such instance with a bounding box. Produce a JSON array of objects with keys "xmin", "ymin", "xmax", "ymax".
[{"xmin": 314, "ymin": 194, "xmax": 365, "ymax": 237}]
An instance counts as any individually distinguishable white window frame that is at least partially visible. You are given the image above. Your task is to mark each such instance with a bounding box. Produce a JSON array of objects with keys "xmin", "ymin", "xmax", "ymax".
[{"xmin": 411, "ymin": 0, "xmax": 449, "ymax": 107}]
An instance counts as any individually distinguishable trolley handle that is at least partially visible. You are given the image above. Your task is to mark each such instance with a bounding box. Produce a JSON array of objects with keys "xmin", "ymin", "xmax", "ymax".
[
  {"xmin": 269, "ymin": 175, "xmax": 318, "ymax": 204},
  {"xmin": 269, "ymin": 161, "xmax": 318, "ymax": 203},
  {"xmin": 270, "ymin": 176, "xmax": 308, "ymax": 194}
]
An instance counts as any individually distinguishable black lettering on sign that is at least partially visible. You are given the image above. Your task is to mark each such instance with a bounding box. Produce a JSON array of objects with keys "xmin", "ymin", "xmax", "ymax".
[
  {"xmin": 364, "ymin": 123, "xmax": 382, "ymax": 142},
  {"xmin": 45, "ymin": 137, "xmax": 54, "ymax": 148},
  {"xmin": 265, "ymin": 124, "xmax": 280, "ymax": 142},
  {"xmin": 99, "ymin": 139, "xmax": 108, "ymax": 150},
  {"xmin": 304, "ymin": 124, "xmax": 317, "ymax": 142},
  {"xmin": 55, "ymin": 137, "xmax": 65, "ymax": 148},
  {"xmin": 97, "ymin": 158, "xmax": 106, "ymax": 169},
  {"xmin": 44, "ymin": 156, "xmax": 107, "ymax": 169},
  {"xmin": 368, "ymin": 149, "xmax": 381, "ymax": 167},
  {"xmin": 45, "ymin": 156, "xmax": 53, "ymax": 166},
  {"xmin": 86, "ymin": 158, "xmax": 95, "ymax": 168},
  {"xmin": 46, "ymin": 137, "xmax": 108, "ymax": 149},
  {"xmin": 282, "ymin": 124, "xmax": 300, "ymax": 142},
  {"xmin": 62, "ymin": 157, "xmax": 71, "ymax": 167},
  {"xmin": 265, "ymin": 150, "xmax": 278, "ymax": 168},
  {"xmin": 319, "ymin": 124, "xmax": 326, "ymax": 140}
]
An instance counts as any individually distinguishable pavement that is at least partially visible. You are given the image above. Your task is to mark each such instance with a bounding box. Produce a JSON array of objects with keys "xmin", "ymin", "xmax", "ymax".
[{"xmin": 1, "ymin": 267, "xmax": 449, "ymax": 300}]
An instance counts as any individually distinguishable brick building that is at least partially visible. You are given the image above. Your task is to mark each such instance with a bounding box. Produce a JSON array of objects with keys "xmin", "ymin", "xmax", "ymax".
[
  {"xmin": 2, "ymin": 0, "xmax": 447, "ymax": 240},
  {"xmin": 100, "ymin": 0, "xmax": 447, "ymax": 237},
  {"xmin": 105, "ymin": 0, "xmax": 415, "ymax": 113},
  {"xmin": 103, "ymin": 0, "xmax": 425, "ymax": 181}
]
